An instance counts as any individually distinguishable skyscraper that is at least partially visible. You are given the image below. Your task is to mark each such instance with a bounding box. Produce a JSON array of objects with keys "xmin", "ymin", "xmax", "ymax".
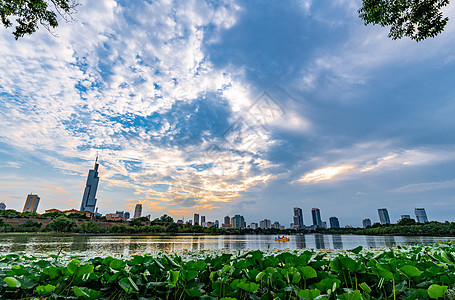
[
  {"xmin": 133, "ymin": 204, "xmax": 142, "ymax": 219},
  {"xmin": 415, "ymin": 208, "xmax": 428, "ymax": 223},
  {"xmin": 194, "ymin": 213, "xmax": 200, "ymax": 225},
  {"xmin": 259, "ymin": 219, "xmax": 271, "ymax": 229},
  {"xmin": 201, "ymin": 216, "xmax": 206, "ymax": 224},
  {"xmin": 329, "ymin": 217, "xmax": 340, "ymax": 228},
  {"xmin": 231, "ymin": 215, "xmax": 245, "ymax": 228},
  {"xmin": 311, "ymin": 208, "xmax": 322, "ymax": 228},
  {"xmin": 80, "ymin": 157, "xmax": 100, "ymax": 213},
  {"xmin": 293, "ymin": 207, "xmax": 304, "ymax": 228},
  {"xmin": 362, "ymin": 218, "xmax": 372, "ymax": 228},
  {"xmin": 224, "ymin": 215, "xmax": 230, "ymax": 226},
  {"xmin": 378, "ymin": 208, "xmax": 391, "ymax": 224},
  {"xmin": 23, "ymin": 194, "xmax": 40, "ymax": 213}
]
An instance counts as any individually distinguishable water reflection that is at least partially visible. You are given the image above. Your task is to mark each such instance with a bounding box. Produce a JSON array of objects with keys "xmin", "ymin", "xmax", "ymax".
[
  {"xmin": 0, "ymin": 234, "xmax": 452, "ymax": 254},
  {"xmin": 295, "ymin": 234, "xmax": 306, "ymax": 249},
  {"xmin": 366, "ymin": 236, "xmax": 376, "ymax": 248},
  {"xmin": 332, "ymin": 235, "xmax": 343, "ymax": 249},
  {"xmin": 314, "ymin": 234, "xmax": 325, "ymax": 249},
  {"xmin": 384, "ymin": 236, "xmax": 396, "ymax": 248}
]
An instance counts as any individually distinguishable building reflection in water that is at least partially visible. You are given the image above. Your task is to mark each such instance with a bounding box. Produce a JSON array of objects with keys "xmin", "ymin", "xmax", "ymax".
[
  {"xmin": 366, "ymin": 236, "xmax": 376, "ymax": 248},
  {"xmin": 295, "ymin": 234, "xmax": 306, "ymax": 249},
  {"xmin": 332, "ymin": 235, "xmax": 343, "ymax": 249},
  {"xmin": 314, "ymin": 234, "xmax": 325, "ymax": 249},
  {"xmin": 384, "ymin": 236, "xmax": 396, "ymax": 248}
]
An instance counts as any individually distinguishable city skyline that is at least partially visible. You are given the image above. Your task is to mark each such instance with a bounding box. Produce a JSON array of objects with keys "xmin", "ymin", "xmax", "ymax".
[{"xmin": 1, "ymin": 1, "xmax": 455, "ymax": 227}]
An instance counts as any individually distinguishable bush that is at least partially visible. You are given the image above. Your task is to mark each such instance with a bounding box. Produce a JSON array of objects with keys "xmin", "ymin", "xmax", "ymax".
[{"xmin": 45, "ymin": 216, "xmax": 77, "ymax": 233}]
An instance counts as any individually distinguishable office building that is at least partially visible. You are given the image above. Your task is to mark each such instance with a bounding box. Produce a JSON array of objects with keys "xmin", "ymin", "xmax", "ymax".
[
  {"xmin": 250, "ymin": 222, "xmax": 258, "ymax": 229},
  {"xmin": 224, "ymin": 215, "xmax": 230, "ymax": 226},
  {"xmin": 415, "ymin": 208, "xmax": 428, "ymax": 223},
  {"xmin": 362, "ymin": 218, "xmax": 372, "ymax": 228},
  {"xmin": 0, "ymin": 202, "xmax": 6, "ymax": 210},
  {"xmin": 23, "ymin": 194, "xmax": 40, "ymax": 213},
  {"xmin": 272, "ymin": 221, "xmax": 280, "ymax": 229},
  {"xmin": 311, "ymin": 208, "xmax": 322, "ymax": 228},
  {"xmin": 401, "ymin": 215, "xmax": 411, "ymax": 219},
  {"xmin": 293, "ymin": 207, "xmax": 304, "ymax": 229},
  {"xmin": 231, "ymin": 215, "xmax": 245, "ymax": 228},
  {"xmin": 194, "ymin": 213, "xmax": 200, "ymax": 225},
  {"xmin": 259, "ymin": 219, "xmax": 271, "ymax": 229},
  {"xmin": 329, "ymin": 217, "xmax": 340, "ymax": 228},
  {"xmin": 214, "ymin": 220, "xmax": 219, "ymax": 228},
  {"xmin": 80, "ymin": 157, "xmax": 100, "ymax": 213},
  {"xmin": 201, "ymin": 216, "xmax": 206, "ymax": 224},
  {"xmin": 378, "ymin": 208, "xmax": 391, "ymax": 224},
  {"xmin": 116, "ymin": 211, "xmax": 124, "ymax": 218},
  {"xmin": 124, "ymin": 212, "xmax": 130, "ymax": 220},
  {"xmin": 133, "ymin": 204, "xmax": 142, "ymax": 219}
]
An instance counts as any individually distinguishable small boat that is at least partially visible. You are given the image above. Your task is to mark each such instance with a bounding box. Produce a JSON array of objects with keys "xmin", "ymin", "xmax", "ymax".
[{"xmin": 274, "ymin": 236, "xmax": 290, "ymax": 242}]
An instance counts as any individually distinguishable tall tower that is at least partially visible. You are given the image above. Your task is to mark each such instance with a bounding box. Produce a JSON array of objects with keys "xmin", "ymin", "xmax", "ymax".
[
  {"xmin": 378, "ymin": 208, "xmax": 391, "ymax": 224},
  {"xmin": 311, "ymin": 208, "xmax": 322, "ymax": 228},
  {"xmin": 415, "ymin": 208, "xmax": 428, "ymax": 223},
  {"xmin": 23, "ymin": 194, "xmax": 40, "ymax": 213},
  {"xmin": 293, "ymin": 207, "xmax": 304, "ymax": 228},
  {"xmin": 329, "ymin": 217, "xmax": 340, "ymax": 228},
  {"xmin": 194, "ymin": 213, "xmax": 200, "ymax": 225},
  {"xmin": 80, "ymin": 157, "xmax": 100, "ymax": 213},
  {"xmin": 133, "ymin": 204, "xmax": 142, "ymax": 219}
]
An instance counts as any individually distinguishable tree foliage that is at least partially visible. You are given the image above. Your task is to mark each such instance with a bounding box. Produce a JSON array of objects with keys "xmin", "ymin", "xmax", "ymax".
[
  {"xmin": 0, "ymin": 0, "xmax": 78, "ymax": 39},
  {"xmin": 45, "ymin": 215, "xmax": 77, "ymax": 233},
  {"xmin": 359, "ymin": 0, "xmax": 450, "ymax": 41}
]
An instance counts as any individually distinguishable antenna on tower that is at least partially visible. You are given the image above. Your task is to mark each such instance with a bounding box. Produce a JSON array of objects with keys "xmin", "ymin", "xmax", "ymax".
[{"xmin": 95, "ymin": 153, "xmax": 99, "ymax": 163}]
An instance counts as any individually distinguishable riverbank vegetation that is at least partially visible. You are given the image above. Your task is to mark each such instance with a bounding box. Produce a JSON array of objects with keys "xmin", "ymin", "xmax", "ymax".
[
  {"xmin": 1, "ymin": 244, "xmax": 455, "ymax": 299},
  {"xmin": 319, "ymin": 218, "xmax": 455, "ymax": 237},
  {"xmin": 3, "ymin": 209, "xmax": 455, "ymax": 237}
]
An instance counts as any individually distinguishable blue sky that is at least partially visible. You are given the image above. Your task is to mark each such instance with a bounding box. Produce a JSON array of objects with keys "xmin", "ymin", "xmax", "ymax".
[{"xmin": 1, "ymin": 0, "xmax": 455, "ymax": 227}]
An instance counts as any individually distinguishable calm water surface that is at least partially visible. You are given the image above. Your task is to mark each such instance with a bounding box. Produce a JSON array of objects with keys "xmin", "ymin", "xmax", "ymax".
[{"xmin": 1, "ymin": 234, "xmax": 453, "ymax": 255}]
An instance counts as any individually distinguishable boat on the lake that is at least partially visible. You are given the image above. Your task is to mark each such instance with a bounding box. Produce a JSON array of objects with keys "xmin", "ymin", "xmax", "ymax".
[{"xmin": 274, "ymin": 236, "xmax": 290, "ymax": 242}]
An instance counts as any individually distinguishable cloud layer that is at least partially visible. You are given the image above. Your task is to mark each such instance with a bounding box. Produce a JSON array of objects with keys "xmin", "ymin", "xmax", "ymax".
[{"xmin": 1, "ymin": 0, "xmax": 455, "ymax": 226}]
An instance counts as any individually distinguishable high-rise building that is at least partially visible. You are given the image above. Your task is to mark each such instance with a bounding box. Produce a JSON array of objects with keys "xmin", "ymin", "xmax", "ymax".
[
  {"xmin": 272, "ymin": 221, "xmax": 280, "ymax": 229},
  {"xmin": 329, "ymin": 217, "xmax": 340, "ymax": 228},
  {"xmin": 23, "ymin": 194, "xmax": 40, "ymax": 213},
  {"xmin": 250, "ymin": 222, "xmax": 258, "ymax": 229},
  {"xmin": 231, "ymin": 215, "xmax": 245, "ymax": 228},
  {"xmin": 214, "ymin": 220, "xmax": 219, "ymax": 228},
  {"xmin": 194, "ymin": 213, "xmax": 200, "ymax": 225},
  {"xmin": 223, "ymin": 215, "xmax": 231, "ymax": 227},
  {"xmin": 362, "ymin": 218, "xmax": 372, "ymax": 228},
  {"xmin": 0, "ymin": 202, "xmax": 6, "ymax": 210},
  {"xmin": 293, "ymin": 207, "xmax": 304, "ymax": 228},
  {"xmin": 415, "ymin": 208, "xmax": 428, "ymax": 223},
  {"xmin": 201, "ymin": 216, "xmax": 206, "ymax": 224},
  {"xmin": 311, "ymin": 208, "xmax": 322, "ymax": 228},
  {"xmin": 80, "ymin": 157, "xmax": 100, "ymax": 213},
  {"xmin": 124, "ymin": 212, "xmax": 130, "ymax": 220},
  {"xmin": 133, "ymin": 204, "xmax": 142, "ymax": 219},
  {"xmin": 378, "ymin": 208, "xmax": 391, "ymax": 224},
  {"xmin": 116, "ymin": 211, "xmax": 124, "ymax": 218},
  {"xmin": 259, "ymin": 219, "xmax": 271, "ymax": 229}
]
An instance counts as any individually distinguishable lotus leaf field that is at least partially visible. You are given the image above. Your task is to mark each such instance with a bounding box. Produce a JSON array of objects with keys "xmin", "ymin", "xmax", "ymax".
[{"xmin": 1, "ymin": 244, "xmax": 455, "ymax": 299}]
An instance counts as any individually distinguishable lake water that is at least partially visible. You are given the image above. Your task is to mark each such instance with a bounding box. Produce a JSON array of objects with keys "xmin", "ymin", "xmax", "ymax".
[{"xmin": 1, "ymin": 234, "xmax": 453, "ymax": 255}]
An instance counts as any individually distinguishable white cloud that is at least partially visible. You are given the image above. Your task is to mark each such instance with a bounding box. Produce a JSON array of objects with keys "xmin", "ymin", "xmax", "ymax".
[{"xmin": 391, "ymin": 180, "xmax": 455, "ymax": 194}]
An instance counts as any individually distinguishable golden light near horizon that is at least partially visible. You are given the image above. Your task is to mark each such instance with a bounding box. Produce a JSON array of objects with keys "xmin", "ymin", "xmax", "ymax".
[{"xmin": 299, "ymin": 165, "xmax": 355, "ymax": 183}]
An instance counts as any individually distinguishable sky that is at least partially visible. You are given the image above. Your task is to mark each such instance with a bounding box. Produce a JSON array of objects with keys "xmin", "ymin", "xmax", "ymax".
[{"xmin": 1, "ymin": 0, "xmax": 455, "ymax": 228}]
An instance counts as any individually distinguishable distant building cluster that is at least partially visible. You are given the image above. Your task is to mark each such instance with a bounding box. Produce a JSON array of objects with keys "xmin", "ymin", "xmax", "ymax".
[{"xmin": 1, "ymin": 155, "xmax": 434, "ymax": 230}]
